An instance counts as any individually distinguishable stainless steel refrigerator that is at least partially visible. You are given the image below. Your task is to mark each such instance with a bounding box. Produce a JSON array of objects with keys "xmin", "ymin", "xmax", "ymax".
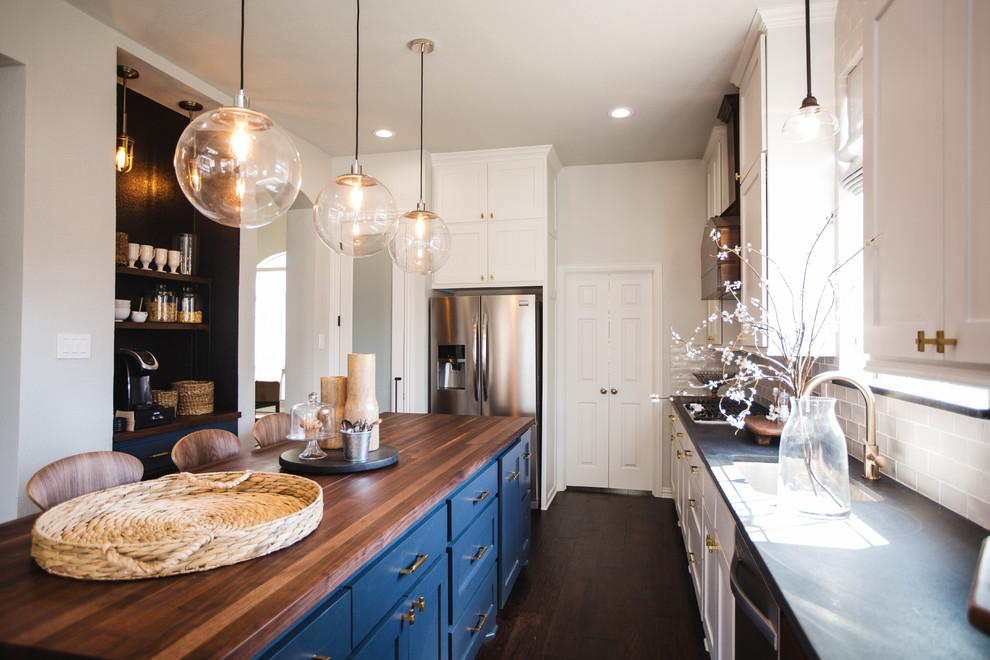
[{"xmin": 430, "ymin": 294, "xmax": 541, "ymax": 505}]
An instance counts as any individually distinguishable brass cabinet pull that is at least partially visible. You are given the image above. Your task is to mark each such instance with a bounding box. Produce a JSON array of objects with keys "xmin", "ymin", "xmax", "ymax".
[
  {"xmin": 468, "ymin": 612, "xmax": 488, "ymax": 633},
  {"xmin": 470, "ymin": 545, "xmax": 488, "ymax": 562},
  {"xmin": 690, "ymin": 466, "xmax": 700, "ymax": 474},
  {"xmin": 399, "ymin": 553, "xmax": 429, "ymax": 575},
  {"xmin": 683, "ymin": 449, "xmax": 692, "ymax": 457},
  {"xmin": 669, "ymin": 415, "xmax": 676, "ymax": 422},
  {"xmin": 936, "ymin": 330, "xmax": 957, "ymax": 353},
  {"xmin": 490, "ymin": 212, "xmax": 494, "ymax": 219},
  {"xmin": 490, "ymin": 274, "xmax": 494, "ymax": 280},
  {"xmin": 471, "ymin": 491, "xmax": 490, "ymax": 503},
  {"xmin": 414, "ymin": 596, "xmax": 425, "ymax": 612},
  {"xmin": 480, "ymin": 212, "xmax": 484, "ymax": 219},
  {"xmin": 145, "ymin": 451, "xmax": 169, "ymax": 459},
  {"xmin": 916, "ymin": 330, "xmax": 937, "ymax": 352},
  {"xmin": 480, "ymin": 275, "xmax": 485, "ymax": 281},
  {"xmin": 688, "ymin": 498, "xmax": 698, "ymax": 509},
  {"xmin": 706, "ymin": 534, "xmax": 720, "ymax": 554},
  {"xmin": 676, "ymin": 451, "xmax": 684, "ymax": 459},
  {"xmin": 735, "ymin": 172, "xmax": 741, "ymax": 181},
  {"xmin": 522, "ymin": 452, "xmax": 531, "ymax": 460},
  {"xmin": 507, "ymin": 471, "xmax": 520, "ymax": 481},
  {"xmin": 313, "ymin": 655, "xmax": 330, "ymax": 660},
  {"xmin": 401, "ymin": 608, "xmax": 416, "ymax": 625},
  {"xmin": 688, "ymin": 551, "xmax": 698, "ymax": 565},
  {"xmin": 675, "ymin": 432, "xmax": 684, "ymax": 438}
]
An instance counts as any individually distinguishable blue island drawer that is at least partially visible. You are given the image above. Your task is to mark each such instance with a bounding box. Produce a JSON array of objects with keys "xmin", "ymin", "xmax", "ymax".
[
  {"xmin": 450, "ymin": 500, "xmax": 497, "ymax": 615},
  {"xmin": 261, "ymin": 588, "xmax": 351, "ymax": 660},
  {"xmin": 350, "ymin": 504, "xmax": 448, "ymax": 643},
  {"xmin": 450, "ymin": 563, "xmax": 497, "ymax": 660},
  {"xmin": 447, "ymin": 461, "xmax": 498, "ymax": 541}
]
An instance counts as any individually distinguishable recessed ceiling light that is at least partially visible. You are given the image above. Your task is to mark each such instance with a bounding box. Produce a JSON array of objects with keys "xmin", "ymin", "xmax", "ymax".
[
  {"xmin": 608, "ymin": 107, "xmax": 633, "ymax": 119},
  {"xmin": 373, "ymin": 129, "xmax": 395, "ymax": 138}
]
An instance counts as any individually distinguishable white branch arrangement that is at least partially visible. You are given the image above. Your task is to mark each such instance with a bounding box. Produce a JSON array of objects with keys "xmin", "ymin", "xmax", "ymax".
[{"xmin": 672, "ymin": 212, "xmax": 876, "ymax": 428}]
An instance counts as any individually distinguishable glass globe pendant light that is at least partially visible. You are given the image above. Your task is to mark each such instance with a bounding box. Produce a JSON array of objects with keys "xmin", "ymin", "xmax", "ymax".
[
  {"xmin": 781, "ymin": 0, "xmax": 839, "ymax": 143},
  {"xmin": 115, "ymin": 66, "xmax": 138, "ymax": 173},
  {"xmin": 387, "ymin": 39, "xmax": 451, "ymax": 275},
  {"xmin": 313, "ymin": 0, "xmax": 397, "ymax": 258},
  {"xmin": 173, "ymin": 0, "xmax": 301, "ymax": 229}
]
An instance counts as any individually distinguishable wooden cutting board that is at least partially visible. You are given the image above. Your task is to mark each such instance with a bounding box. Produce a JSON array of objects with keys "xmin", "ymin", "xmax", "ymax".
[{"xmin": 744, "ymin": 415, "xmax": 784, "ymax": 445}]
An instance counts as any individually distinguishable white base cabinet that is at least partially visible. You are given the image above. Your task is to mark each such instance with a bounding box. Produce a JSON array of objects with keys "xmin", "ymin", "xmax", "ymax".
[{"xmin": 671, "ymin": 408, "xmax": 735, "ymax": 660}]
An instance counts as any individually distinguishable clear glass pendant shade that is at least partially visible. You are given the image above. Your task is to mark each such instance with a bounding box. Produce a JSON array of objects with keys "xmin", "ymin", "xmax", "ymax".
[
  {"xmin": 782, "ymin": 99, "xmax": 840, "ymax": 143},
  {"xmin": 173, "ymin": 106, "xmax": 302, "ymax": 229},
  {"xmin": 387, "ymin": 207, "xmax": 451, "ymax": 274},
  {"xmin": 115, "ymin": 135, "xmax": 134, "ymax": 173},
  {"xmin": 313, "ymin": 169, "xmax": 397, "ymax": 257}
]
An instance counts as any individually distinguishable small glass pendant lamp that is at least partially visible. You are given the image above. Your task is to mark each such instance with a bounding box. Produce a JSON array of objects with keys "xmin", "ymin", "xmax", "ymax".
[
  {"xmin": 387, "ymin": 39, "xmax": 451, "ymax": 275},
  {"xmin": 115, "ymin": 65, "xmax": 138, "ymax": 173},
  {"xmin": 781, "ymin": 0, "xmax": 839, "ymax": 143},
  {"xmin": 313, "ymin": 0, "xmax": 397, "ymax": 258},
  {"xmin": 173, "ymin": 0, "xmax": 302, "ymax": 229}
]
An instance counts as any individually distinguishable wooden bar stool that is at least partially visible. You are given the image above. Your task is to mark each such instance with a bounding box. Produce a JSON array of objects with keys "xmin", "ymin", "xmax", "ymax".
[
  {"xmin": 252, "ymin": 412, "xmax": 291, "ymax": 448},
  {"xmin": 171, "ymin": 429, "xmax": 241, "ymax": 471},
  {"xmin": 26, "ymin": 451, "xmax": 144, "ymax": 511}
]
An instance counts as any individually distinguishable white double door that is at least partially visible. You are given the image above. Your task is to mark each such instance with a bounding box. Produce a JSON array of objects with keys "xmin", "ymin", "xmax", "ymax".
[{"xmin": 564, "ymin": 271, "xmax": 655, "ymax": 491}]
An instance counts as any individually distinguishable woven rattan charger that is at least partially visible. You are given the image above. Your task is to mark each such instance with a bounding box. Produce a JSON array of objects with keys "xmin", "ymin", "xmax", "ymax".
[{"xmin": 31, "ymin": 471, "xmax": 322, "ymax": 580}]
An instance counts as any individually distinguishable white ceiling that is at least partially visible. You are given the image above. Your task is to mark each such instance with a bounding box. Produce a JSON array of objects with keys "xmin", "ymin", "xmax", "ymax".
[{"xmin": 66, "ymin": 0, "xmax": 802, "ymax": 166}]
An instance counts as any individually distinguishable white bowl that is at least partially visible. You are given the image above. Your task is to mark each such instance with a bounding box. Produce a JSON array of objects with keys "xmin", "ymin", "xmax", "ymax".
[
  {"xmin": 129, "ymin": 310, "xmax": 148, "ymax": 323},
  {"xmin": 114, "ymin": 307, "xmax": 131, "ymax": 321},
  {"xmin": 115, "ymin": 298, "xmax": 131, "ymax": 308}
]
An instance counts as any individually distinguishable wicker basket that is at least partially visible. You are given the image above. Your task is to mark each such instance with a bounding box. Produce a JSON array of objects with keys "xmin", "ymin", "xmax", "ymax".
[
  {"xmin": 152, "ymin": 389, "xmax": 178, "ymax": 409},
  {"xmin": 31, "ymin": 471, "xmax": 322, "ymax": 580},
  {"xmin": 172, "ymin": 380, "xmax": 213, "ymax": 415}
]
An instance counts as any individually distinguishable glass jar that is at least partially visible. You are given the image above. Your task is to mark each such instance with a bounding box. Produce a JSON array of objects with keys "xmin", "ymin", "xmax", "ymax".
[
  {"xmin": 144, "ymin": 284, "xmax": 177, "ymax": 322},
  {"xmin": 178, "ymin": 286, "xmax": 202, "ymax": 324},
  {"xmin": 777, "ymin": 396, "xmax": 850, "ymax": 519},
  {"xmin": 288, "ymin": 392, "xmax": 333, "ymax": 460}
]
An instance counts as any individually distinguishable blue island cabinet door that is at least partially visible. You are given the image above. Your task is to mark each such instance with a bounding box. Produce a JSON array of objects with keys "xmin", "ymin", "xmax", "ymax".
[
  {"xmin": 498, "ymin": 435, "xmax": 525, "ymax": 609},
  {"xmin": 351, "ymin": 555, "xmax": 448, "ymax": 660}
]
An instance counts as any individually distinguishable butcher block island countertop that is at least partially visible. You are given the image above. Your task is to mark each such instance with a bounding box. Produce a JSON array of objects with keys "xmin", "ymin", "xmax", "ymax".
[{"xmin": 0, "ymin": 413, "xmax": 533, "ymax": 659}]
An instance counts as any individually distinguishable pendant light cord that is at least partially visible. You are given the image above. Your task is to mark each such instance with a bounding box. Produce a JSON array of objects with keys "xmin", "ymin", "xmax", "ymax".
[
  {"xmin": 239, "ymin": 0, "xmax": 245, "ymax": 92},
  {"xmin": 354, "ymin": 0, "xmax": 360, "ymax": 163},
  {"xmin": 418, "ymin": 47, "xmax": 424, "ymax": 205},
  {"xmin": 803, "ymin": 0, "xmax": 812, "ymax": 99}
]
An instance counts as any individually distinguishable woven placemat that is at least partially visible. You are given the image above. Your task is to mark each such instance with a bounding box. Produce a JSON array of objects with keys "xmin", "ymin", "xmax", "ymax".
[{"xmin": 31, "ymin": 471, "xmax": 322, "ymax": 581}]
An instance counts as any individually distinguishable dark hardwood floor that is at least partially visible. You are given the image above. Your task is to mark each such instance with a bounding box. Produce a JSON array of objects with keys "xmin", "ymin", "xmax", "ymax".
[{"xmin": 476, "ymin": 490, "xmax": 709, "ymax": 660}]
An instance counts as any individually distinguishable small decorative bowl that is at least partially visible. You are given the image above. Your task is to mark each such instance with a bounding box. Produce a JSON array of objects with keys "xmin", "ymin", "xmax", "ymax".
[
  {"xmin": 130, "ymin": 311, "xmax": 148, "ymax": 323},
  {"xmin": 114, "ymin": 307, "xmax": 130, "ymax": 322}
]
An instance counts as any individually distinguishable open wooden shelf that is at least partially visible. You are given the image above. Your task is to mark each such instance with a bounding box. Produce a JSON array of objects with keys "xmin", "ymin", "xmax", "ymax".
[{"xmin": 115, "ymin": 265, "xmax": 212, "ymax": 285}]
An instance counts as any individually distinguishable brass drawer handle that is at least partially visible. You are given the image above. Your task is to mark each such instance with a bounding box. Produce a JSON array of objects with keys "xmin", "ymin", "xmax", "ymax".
[
  {"xmin": 399, "ymin": 553, "xmax": 428, "ymax": 575},
  {"xmin": 401, "ymin": 608, "xmax": 416, "ymax": 625},
  {"xmin": 706, "ymin": 534, "xmax": 720, "ymax": 554},
  {"xmin": 676, "ymin": 451, "xmax": 684, "ymax": 459},
  {"xmin": 146, "ymin": 451, "xmax": 169, "ymax": 459},
  {"xmin": 522, "ymin": 452, "xmax": 531, "ymax": 460},
  {"xmin": 690, "ymin": 466, "xmax": 700, "ymax": 475},
  {"xmin": 683, "ymin": 449, "xmax": 692, "ymax": 457},
  {"xmin": 688, "ymin": 498, "xmax": 698, "ymax": 509},
  {"xmin": 688, "ymin": 551, "xmax": 698, "ymax": 565},
  {"xmin": 313, "ymin": 655, "xmax": 330, "ymax": 660},
  {"xmin": 470, "ymin": 545, "xmax": 488, "ymax": 562},
  {"xmin": 414, "ymin": 596, "xmax": 425, "ymax": 612},
  {"xmin": 507, "ymin": 471, "xmax": 520, "ymax": 481},
  {"xmin": 669, "ymin": 415, "xmax": 676, "ymax": 422},
  {"xmin": 468, "ymin": 612, "xmax": 488, "ymax": 633},
  {"xmin": 471, "ymin": 490, "xmax": 490, "ymax": 503}
]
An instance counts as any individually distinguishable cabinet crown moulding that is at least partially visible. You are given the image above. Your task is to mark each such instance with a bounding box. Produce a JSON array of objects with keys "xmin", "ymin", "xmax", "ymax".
[{"xmin": 729, "ymin": 1, "xmax": 837, "ymax": 86}]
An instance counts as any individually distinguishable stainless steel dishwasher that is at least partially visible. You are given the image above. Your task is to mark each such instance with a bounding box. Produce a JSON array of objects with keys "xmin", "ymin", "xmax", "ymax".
[{"xmin": 730, "ymin": 528, "xmax": 779, "ymax": 659}]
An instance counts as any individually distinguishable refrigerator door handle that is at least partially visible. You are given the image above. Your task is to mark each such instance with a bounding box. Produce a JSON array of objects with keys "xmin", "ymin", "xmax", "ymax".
[
  {"xmin": 481, "ymin": 311, "xmax": 490, "ymax": 403},
  {"xmin": 472, "ymin": 313, "xmax": 480, "ymax": 402}
]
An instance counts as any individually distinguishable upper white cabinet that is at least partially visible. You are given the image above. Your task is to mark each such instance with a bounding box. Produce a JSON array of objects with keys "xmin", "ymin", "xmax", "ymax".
[
  {"xmin": 432, "ymin": 146, "xmax": 559, "ymax": 288},
  {"xmin": 730, "ymin": 9, "xmax": 837, "ymax": 353},
  {"xmin": 703, "ymin": 126, "xmax": 729, "ymax": 220},
  {"xmin": 864, "ymin": 0, "xmax": 990, "ymax": 382}
]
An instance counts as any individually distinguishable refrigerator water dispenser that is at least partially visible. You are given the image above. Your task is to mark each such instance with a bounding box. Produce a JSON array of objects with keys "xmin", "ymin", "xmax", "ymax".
[{"xmin": 437, "ymin": 345, "xmax": 466, "ymax": 390}]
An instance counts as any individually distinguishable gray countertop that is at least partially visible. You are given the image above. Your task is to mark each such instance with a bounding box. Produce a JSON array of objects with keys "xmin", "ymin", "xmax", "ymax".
[{"xmin": 673, "ymin": 398, "xmax": 990, "ymax": 659}]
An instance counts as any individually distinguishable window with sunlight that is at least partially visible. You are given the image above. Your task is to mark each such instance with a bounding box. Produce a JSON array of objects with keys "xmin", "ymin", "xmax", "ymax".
[{"xmin": 256, "ymin": 252, "xmax": 286, "ymax": 387}]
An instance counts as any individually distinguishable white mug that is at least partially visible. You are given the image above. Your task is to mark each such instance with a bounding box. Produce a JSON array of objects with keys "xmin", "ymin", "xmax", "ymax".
[{"xmin": 126, "ymin": 243, "xmax": 140, "ymax": 268}]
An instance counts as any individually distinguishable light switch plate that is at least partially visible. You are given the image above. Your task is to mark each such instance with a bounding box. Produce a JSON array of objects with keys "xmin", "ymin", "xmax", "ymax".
[{"xmin": 57, "ymin": 333, "xmax": 91, "ymax": 359}]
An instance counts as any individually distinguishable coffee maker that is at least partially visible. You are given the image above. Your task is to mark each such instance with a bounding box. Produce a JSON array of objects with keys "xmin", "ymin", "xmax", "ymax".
[{"xmin": 114, "ymin": 348, "xmax": 175, "ymax": 429}]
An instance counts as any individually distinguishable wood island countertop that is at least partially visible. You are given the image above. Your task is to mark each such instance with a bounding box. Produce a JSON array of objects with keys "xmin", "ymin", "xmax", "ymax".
[{"xmin": 0, "ymin": 413, "xmax": 533, "ymax": 659}]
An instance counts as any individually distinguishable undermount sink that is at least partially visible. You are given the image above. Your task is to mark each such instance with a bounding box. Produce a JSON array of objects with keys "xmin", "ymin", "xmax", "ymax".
[{"xmin": 732, "ymin": 458, "xmax": 882, "ymax": 502}]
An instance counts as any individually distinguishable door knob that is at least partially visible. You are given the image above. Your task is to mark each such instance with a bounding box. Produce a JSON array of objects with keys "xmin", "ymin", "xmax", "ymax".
[
  {"xmin": 600, "ymin": 388, "xmax": 607, "ymax": 394},
  {"xmin": 610, "ymin": 388, "xmax": 618, "ymax": 394}
]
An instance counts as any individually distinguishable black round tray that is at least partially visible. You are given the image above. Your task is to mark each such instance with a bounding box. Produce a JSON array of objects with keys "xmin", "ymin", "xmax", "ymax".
[{"xmin": 278, "ymin": 444, "xmax": 399, "ymax": 474}]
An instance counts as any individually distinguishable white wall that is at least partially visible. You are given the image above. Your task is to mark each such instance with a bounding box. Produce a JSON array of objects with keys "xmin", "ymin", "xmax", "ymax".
[
  {"xmin": 0, "ymin": 0, "xmax": 341, "ymax": 519},
  {"xmin": 556, "ymin": 160, "xmax": 708, "ymax": 492}
]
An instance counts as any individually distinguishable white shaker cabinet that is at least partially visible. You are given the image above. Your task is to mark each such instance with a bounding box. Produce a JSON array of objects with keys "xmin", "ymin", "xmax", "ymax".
[
  {"xmin": 703, "ymin": 126, "xmax": 729, "ymax": 220},
  {"xmin": 864, "ymin": 0, "xmax": 990, "ymax": 382},
  {"xmin": 431, "ymin": 146, "xmax": 559, "ymax": 288}
]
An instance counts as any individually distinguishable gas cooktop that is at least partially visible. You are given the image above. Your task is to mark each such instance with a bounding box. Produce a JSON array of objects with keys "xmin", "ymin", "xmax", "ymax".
[{"xmin": 682, "ymin": 398, "xmax": 769, "ymax": 424}]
